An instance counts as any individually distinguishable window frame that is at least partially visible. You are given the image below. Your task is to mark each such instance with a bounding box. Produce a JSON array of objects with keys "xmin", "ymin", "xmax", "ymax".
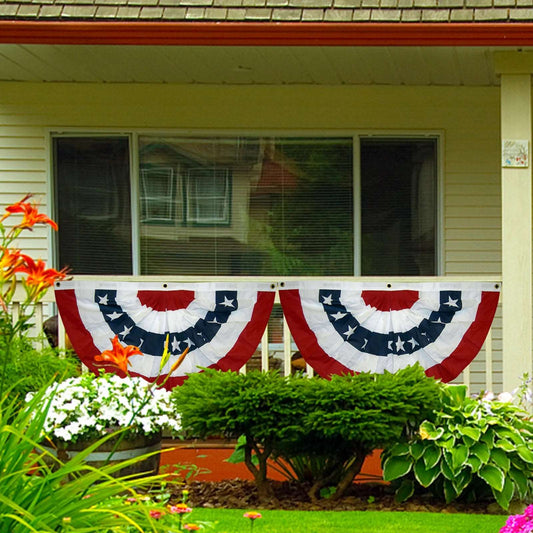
[{"xmin": 49, "ymin": 129, "xmax": 443, "ymax": 277}]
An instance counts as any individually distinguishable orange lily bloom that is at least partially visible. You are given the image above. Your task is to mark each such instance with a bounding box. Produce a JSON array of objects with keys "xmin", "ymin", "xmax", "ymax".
[
  {"xmin": 95, "ymin": 335, "xmax": 143, "ymax": 374},
  {"xmin": 3, "ymin": 194, "xmax": 58, "ymax": 231},
  {"xmin": 16, "ymin": 256, "xmax": 68, "ymax": 298},
  {"xmin": 0, "ymin": 247, "xmax": 30, "ymax": 279}
]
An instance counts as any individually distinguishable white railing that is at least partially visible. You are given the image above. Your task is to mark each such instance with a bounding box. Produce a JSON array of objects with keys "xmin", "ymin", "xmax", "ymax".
[{"xmin": 12, "ymin": 276, "xmax": 502, "ymax": 393}]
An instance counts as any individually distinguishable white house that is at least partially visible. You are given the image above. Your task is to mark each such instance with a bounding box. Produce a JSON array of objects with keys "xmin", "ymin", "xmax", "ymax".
[{"xmin": 2, "ymin": 1, "xmax": 533, "ymax": 392}]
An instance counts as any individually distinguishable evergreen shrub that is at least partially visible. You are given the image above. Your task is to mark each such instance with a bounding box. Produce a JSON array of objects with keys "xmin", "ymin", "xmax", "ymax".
[{"xmin": 171, "ymin": 364, "xmax": 440, "ymax": 502}]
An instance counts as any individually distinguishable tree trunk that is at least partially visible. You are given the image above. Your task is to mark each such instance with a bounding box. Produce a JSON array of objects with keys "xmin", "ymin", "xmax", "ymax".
[{"xmin": 243, "ymin": 437, "xmax": 277, "ymax": 504}]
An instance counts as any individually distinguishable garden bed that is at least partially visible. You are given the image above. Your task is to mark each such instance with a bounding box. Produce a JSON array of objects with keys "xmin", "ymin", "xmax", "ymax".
[{"xmin": 179, "ymin": 479, "xmax": 509, "ymax": 515}]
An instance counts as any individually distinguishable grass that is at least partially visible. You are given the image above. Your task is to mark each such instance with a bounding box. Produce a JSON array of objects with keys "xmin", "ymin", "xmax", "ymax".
[{"xmin": 187, "ymin": 509, "xmax": 508, "ymax": 533}]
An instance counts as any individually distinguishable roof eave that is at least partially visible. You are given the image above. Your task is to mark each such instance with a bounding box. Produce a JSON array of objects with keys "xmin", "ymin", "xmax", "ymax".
[{"xmin": 1, "ymin": 21, "xmax": 533, "ymax": 46}]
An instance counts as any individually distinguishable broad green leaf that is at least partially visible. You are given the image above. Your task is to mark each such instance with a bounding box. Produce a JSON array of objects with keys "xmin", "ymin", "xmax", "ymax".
[
  {"xmin": 439, "ymin": 435, "xmax": 456, "ymax": 450},
  {"xmin": 458, "ymin": 425, "xmax": 481, "ymax": 442},
  {"xmin": 452, "ymin": 468, "xmax": 472, "ymax": 496},
  {"xmin": 465, "ymin": 454, "xmax": 482, "ymax": 473},
  {"xmin": 517, "ymin": 445, "xmax": 533, "ymax": 464},
  {"xmin": 443, "ymin": 478, "xmax": 459, "ymax": 503},
  {"xmin": 480, "ymin": 430, "xmax": 494, "ymax": 447},
  {"xmin": 494, "ymin": 438, "xmax": 516, "ymax": 453},
  {"xmin": 494, "ymin": 428, "xmax": 522, "ymax": 445},
  {"xmin": 419, "ymin": 421, "xmax": 444, "ymax": 440},
  {"xmin": 471, "ymin": 441, "xmax": 490, "ymax": 464},
  {"xmin": 440, "ymin": 457, "xmax": 454, "ymax": 480},
  {"xmin": 490, "ymin": 448, "xmax": 510, "ymax": 472},
  {"xmin": 388, "ymin": 442, "xmax": 410, "ymax": 457},
  {"xmin": 414, "ymin": 460, "xmax": 440, "ymax": 488},
  {"xmin": 445, "ymin": 384, "xmax": 468, "ymax": 405},
  {"xmin": 509, "ymin": 467, "xmax": 529, "ymax": 500},
  {"xmin": 479, "ymin": 464, "xmax": 505, "ymax": 492},
  {"xmin": 395, "ymin": 479, "xmax": 414, "ymax": 503},
  {"xmin": 493, "ymin": 476, "xmax": 514, "ymax": 511},
  {"xmin": 382, "ymin": 455, "xmax": 413, "ymax": 481},
  {"xmin": 422, "ymin": 444, "xmax": 441, "ymax": 470},
  {"xmin": 451, "ymin": 444, "xmax": 469, "ymax": 471},
  {"xmin": 409, "ymin": 441, "xmax": 425, "ymax": 460}
]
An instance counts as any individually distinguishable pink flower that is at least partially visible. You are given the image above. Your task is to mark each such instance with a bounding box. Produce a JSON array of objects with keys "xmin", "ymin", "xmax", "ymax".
[
  {"xmin": 244, "ymin": 511, "xmax": 262, "ymax": 520},
  {"xmin": 168, "ymin": 503, "xmax": 192, "ymax": 514},
  {"xmin": 149, "ymin": 509, "xmax": 164, "ymax": 519},
  {"xmin": 183, "ymin": 524, "xmax": 200, "ymax": 531}
]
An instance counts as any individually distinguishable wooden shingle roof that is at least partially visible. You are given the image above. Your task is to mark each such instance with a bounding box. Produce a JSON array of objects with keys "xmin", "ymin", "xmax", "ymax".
[{"xmin": 1, "ymin": 0, "xmax": 533, "ymax": 23}]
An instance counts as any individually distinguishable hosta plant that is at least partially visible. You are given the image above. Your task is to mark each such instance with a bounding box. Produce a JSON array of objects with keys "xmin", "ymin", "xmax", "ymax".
[{"xmin": 382, "ymin": 383, "xmax": 533, "ymax": 510}]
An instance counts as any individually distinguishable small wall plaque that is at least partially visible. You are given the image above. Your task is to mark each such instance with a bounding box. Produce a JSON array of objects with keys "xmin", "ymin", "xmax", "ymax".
[{"xmin": 502, "ymin": 139, "xmax": 529, "ymax": 168}]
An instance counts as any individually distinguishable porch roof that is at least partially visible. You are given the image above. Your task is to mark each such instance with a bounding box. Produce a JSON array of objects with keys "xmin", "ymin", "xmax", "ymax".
[{"xmin": 1, "ymin": 0, "xmax": 533, "ymax": 25}]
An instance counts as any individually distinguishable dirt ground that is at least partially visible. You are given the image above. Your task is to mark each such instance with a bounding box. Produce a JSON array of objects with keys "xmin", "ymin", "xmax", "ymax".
[{"xmin": 180, "ymin": 479, "xmax": 510, "ymax": 515}]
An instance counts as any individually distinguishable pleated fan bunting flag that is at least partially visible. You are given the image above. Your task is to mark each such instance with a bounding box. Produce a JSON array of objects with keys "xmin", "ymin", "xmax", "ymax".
[
  {"xmin": 278, "ymin": 281, "xmax": 500, "ymax": 382},
  {"xmin": 55, "ymin": 280, "xmax": 276, "ymax": 388}
]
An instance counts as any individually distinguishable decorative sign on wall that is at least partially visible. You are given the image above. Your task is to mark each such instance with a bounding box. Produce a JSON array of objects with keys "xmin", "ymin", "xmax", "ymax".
[
  {"xmin": 56, "ymin": 280, "xmax": 500, "ymax": 387},
  {"xmin": 502, "ymin": 139, "xmax": 529, "ymax": 168}
]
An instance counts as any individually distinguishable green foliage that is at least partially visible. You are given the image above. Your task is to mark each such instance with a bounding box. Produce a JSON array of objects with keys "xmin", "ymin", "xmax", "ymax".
[
  {"xmin": 381, "ymin": 383, "xmax": 533, "ymax": 510},
  {"xmin": 172, "ymin": 365, "xmax": 440, "ymax": 501},
  {"xmin": 0, "ymin": 336, "xmax": 80, "ymax": 398},
  {"xmin": 0, "ymin": 384, "xmax": 185, "ymax": 532}
]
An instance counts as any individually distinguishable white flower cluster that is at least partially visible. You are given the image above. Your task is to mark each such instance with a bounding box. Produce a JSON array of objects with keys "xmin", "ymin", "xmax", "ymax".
[{"xmin": 29, "ymin": 372, "xmax": 181, "ymax": 443}]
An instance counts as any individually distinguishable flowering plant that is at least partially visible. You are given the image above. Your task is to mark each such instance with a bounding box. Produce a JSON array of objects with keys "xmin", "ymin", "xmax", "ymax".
[
  {"xmin": 0, "ymin": 194, "xmax": 68, "ymax": 396},
  {"xmin": 30, "ymin": 371, "xmax": 180, "ymax": 443},
  {"xmin": 500, "ymin": 504, "xmax": 533, "ymax": 533}
]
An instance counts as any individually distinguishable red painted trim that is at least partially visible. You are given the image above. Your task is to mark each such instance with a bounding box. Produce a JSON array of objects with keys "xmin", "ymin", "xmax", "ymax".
[{"xmin": 1, "ymin": 21, "xmax": 533, "ymax": 46}]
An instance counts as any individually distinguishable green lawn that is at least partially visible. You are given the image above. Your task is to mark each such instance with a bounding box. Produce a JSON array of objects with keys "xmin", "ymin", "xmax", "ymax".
[{"xmin": 187, "ymin": 509, "xmax": 507, "ymax": 533}]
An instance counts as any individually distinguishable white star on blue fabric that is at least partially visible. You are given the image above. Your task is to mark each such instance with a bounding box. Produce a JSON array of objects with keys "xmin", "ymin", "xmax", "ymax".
[
  {"xmin": 98, "ymin": 294, "xmax": 109, "ymax": 305},
  {"xmin": 408, "ymin": 338, "xmax": 419, "ymax": 349},
  {"xmin": 222, "ymin": 296, "xmax": 235, "ymax": 308},
  {"xmin": 107, "ymin": 311, "xmax": 122, "ymax": 321},
  {"xmin": 331, "ymin": 311, "xmax": 347, "ymax": 321},
  {"xmin": 322, "ymin": 294, "xmax": 333, "ymax": 306},
  {"xmin": 395, "ymin": 336, "xmax": 405, "ymax": 352},
  {"xmin": 171, "ymin": 336, "xmax": 181, "ymax": 352},
  {"xmin": 445, "ymin": 296, "xmax": 459, "ymax": 308},
  {"xmin": 343, "ymin": 325, "xmax": 357, "ymax": 338},
  {"xmin": 119, "ymin": 325, "xmax": 132, "ymax": 338}
]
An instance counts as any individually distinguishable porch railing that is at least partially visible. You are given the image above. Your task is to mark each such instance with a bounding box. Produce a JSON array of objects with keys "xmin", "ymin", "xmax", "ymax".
[{"xmin": 13, "ymin": 276, "xmax": 502, "ymax": 394}]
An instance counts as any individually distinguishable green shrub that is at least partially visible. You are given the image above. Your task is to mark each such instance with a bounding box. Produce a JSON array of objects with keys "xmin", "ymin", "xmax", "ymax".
[
  {"xmin": 172, "ymin": 364, "xmax": 441, "ymax": 502},
  {"xmin": 0, "ymin": 336, "xmax": 80, "ymax": 398},
  {"xmin": 381, "ymin": 384, "xmax": 533, "ymax": 510}
]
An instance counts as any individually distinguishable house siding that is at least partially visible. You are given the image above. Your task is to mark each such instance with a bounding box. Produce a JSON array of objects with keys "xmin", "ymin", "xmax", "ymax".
[{"xmin": 0, "ymin": 81, "xmax": 503, "ymax": 390}]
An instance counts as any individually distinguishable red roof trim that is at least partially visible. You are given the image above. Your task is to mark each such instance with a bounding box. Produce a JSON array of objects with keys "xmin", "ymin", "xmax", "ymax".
[{"xmin": 1, "ymin": 21, "xmax": 533, "ymax": 46}]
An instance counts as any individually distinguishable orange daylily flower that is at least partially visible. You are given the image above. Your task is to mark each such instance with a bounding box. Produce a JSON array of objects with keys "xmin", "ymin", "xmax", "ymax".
[
  {"xmin": 0, "ymin": 247, "xmax": 30, "ymax": 279},
  {"xmin": 15, "ymin": 256, "xmax": 69, "ymax": 298},
  {"xmin": 2, "ymin": 194, "xmax": 58, "ymax": 231},
  {"xmin": 94, "ymin": 335, "xmax": 143, "ymax": 373}
]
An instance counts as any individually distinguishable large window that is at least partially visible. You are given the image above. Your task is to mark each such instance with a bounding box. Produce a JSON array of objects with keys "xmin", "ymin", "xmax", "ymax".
[{"xmin": 53, "ymin": 134, "xmax": 437, "ymax": 277}]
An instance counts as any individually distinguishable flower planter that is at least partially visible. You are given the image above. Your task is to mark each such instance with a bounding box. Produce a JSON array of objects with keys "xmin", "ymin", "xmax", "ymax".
[
  {"xmin": 160, "ymin": 439, "xmax": 384, "ymax": 483},
  {"xmin": 44, "ymin": 432, "xmax": 162, "ymax": 479}
]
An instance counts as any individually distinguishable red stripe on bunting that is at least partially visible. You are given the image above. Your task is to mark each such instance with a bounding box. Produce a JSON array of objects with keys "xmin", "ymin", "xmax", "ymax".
[
  {"xmin": 361, "ymin": 290, "xmax": 419, "ymax": 312},
  {"xmin": 54, "ymin": 288, "xmax": 106, "ymax": 375},
  {"xmin": 137, "ymin": 290, "xmax": 195, "ymax": 312},
  {"xmin": 425, "ymin": 290, "xmax": 500, "ymax": 382},
  {"xmin": 279, "ymin": 289, "xmax": 353, "ymax": 379}
]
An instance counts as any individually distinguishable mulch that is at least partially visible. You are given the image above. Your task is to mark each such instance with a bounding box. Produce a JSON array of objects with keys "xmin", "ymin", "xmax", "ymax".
[{"xmin": 177, "ymin": 479, "xmax": 510, "ymax": 515}]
